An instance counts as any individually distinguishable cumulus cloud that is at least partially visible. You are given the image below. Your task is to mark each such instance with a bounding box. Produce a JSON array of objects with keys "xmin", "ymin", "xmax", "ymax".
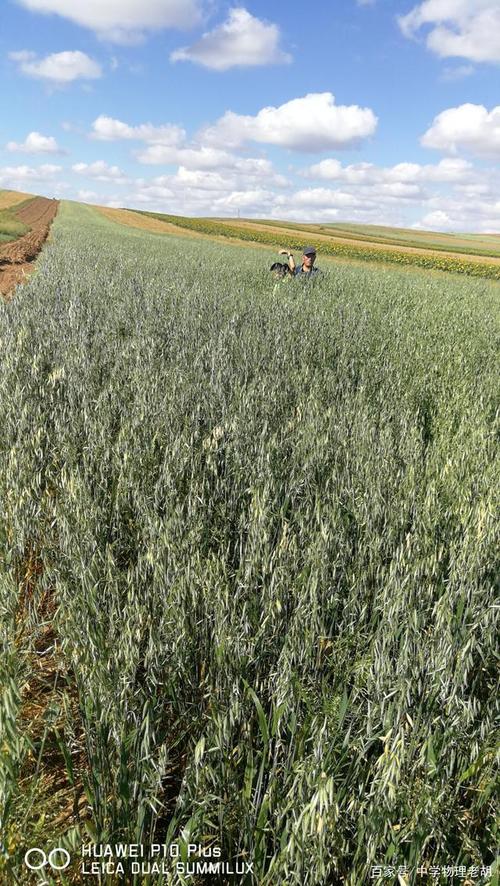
[
  {"xmin": 90, "ymin": 114, "xmax": 186, "ymax": 145},
  {"xmin": 412, "ymin": 187, "xmax": 500, "ymax": 231},
  {"xmin": 9, "ymin": 50, "xmax": 102, "ymax": 83},
  {"xmin": 171, "ymin": 7, "xmax": 291, "ymax": 70},
  {"xmin": 6, "ymin": 131, "xmax": 64, "ymax": 154},
  {"xmin": 90, "ymin": 97, "xmax": 376, "ymax": 166},
  {"xmin": 307, "ymin": 156, "xmax": 474, "ymax": 183},
  {"xmin": 135, "ymin": 143, "xmax": 286, "ymax": 182},
  {"xmin": 201, "ymin": 92, "xmax": 378, "ymax": 152},
  {"xmin": 15, "ymin": 0, "xmax": 203, "ymax": 43},
  {"xmin": 72, "ymin": 161, "xmax": 129, "ymax": 183},
  {"xmin": 0, "ymin": 164, "xmax": 62, "ymax": 190},
  {"xmin": 135, "ymin": 143, "xmax": 226, "ymax": 167},
  {"xmin": 56, "ymin": 154, "xmax": 500, "ymax": 231},
  {"xmin": 77, "ymin": 189, "xmax": 99, "ymax": 202},
  {"xmin": 416, "ymin": 209, "xmax": 455, "ymax": 229},
  {"xmin": 399, "ymin": 0, "xmax": 500, "ymax": 64},
  {"xmin": 88, "ymin": 113, "xmax": 288, "ymax": 184},
  {"xmin": 130, "ymin": 155, "xmax": 288, "ymax": 203},
  {"xmin": 421, "ymin": 103, "xmax": 500, "ymax": 156}
]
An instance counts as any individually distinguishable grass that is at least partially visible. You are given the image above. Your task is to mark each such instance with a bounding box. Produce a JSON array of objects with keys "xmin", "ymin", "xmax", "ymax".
[
  {"xmin": 0, "ymin": 191, "xmax": 34, "ymax": 244},
  {"xmin": 0, "ymin": 207, "xmax": 29, "ymax": 245},
  {"xmin": 0, "ymin": 200, "xmax": 498, "ymax": 885}
]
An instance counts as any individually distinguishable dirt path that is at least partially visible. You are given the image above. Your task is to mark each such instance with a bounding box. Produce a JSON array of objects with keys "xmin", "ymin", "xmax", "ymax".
[{"xmin": 0, "ymin": 196, "xmax": 59, "ymax": 297}]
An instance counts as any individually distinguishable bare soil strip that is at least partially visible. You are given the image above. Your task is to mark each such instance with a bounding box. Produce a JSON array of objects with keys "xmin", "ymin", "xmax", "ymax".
[{"xmin": 0, "ymin": 196, "xmax": 59, "ymax": 297}]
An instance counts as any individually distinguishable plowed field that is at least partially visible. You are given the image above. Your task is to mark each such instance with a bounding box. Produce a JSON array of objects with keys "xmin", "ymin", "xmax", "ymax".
[{"xmin": 0, "ymin": 196, "xmax": 59, "ymax": 296}]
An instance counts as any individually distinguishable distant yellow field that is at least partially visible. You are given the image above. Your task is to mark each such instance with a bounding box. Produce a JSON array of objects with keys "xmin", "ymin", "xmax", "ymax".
[
  {"xmin": 95, "ymin": 205, "xmax": 274, "ymax": 251},
  {"xmin": 95, "ymin": 206, "xmax": 207, "ymax": 239},
  {"xmin": 0, "ymin": 189, "xmax": 34, "ymax": 210},
  {"xmin": 225, "ymin": 219, "xmax": 500, "ymax": 266}
]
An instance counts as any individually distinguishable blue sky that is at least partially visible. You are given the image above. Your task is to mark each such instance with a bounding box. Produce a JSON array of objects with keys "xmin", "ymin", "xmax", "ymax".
[{"xmin": 1, "ymin": 0, "xmax": 499, "ymax": 231}]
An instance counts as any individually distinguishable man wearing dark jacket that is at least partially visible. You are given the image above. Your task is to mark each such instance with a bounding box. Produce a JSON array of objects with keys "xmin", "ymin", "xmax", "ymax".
[{"xmin": 280, "ymin": 246, "xmax": 322, "ymax": 278}]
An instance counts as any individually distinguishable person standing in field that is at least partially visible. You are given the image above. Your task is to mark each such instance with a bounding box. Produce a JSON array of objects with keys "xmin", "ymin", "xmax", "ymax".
[{"xmin": 280, "ymin": 246, "xmax": 322, "ymax": 279}]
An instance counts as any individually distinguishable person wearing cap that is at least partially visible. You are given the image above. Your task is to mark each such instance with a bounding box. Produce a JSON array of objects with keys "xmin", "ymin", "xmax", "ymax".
[{"xmin": 279, "ymin": 246, "xmax": 321, "ymax": 278}]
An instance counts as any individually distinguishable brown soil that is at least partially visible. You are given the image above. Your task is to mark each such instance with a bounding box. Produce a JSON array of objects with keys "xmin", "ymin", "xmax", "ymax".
[{"xmin": 0, "ymin": 196, "xmax": 59, "ymax": 297}]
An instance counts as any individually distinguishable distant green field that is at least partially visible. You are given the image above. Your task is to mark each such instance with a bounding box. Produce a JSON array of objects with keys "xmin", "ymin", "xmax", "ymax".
[
  {"xmin": 0, "ymin": 209, "xmax": 29, "ymax": 245},
  {"xmin": 0, "ymin": 198, "xmax": 33, "ymax": 245},
  {"xmin": 132, "ymin": 209, "xmax": 500, "ymax": 279}
]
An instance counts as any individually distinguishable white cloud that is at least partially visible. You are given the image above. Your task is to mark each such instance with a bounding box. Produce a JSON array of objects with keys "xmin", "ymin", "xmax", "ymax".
[
  {"xmin": 90, "ymin": 98, "xmax": 376, "ymax": 170},
  {"xmin": 135, "ymin": 143, "xmax": 285, "ymax": 181},
  {"xmin": 88, "ymin": 113, "xmax": 288, "ymax": 184},
  {"xmin": 0, "ymin": 164, "xmax": 63, "ymax": 189},
  {"xmin": 307, "ymin": 156, "xmax": 473, "ymax": 184},
  {"xmin": 171, "ymin": 7, "xmax": 291, "ymax": 70},
  {"xmin": 284, "ymin": 182, "xmax": 426, "ymax": 209},
  {"xmin": 212, "ymin": 189, "xmax": 276, "ymax": 212},
  {"xmin": 136, "ymin": 144, "xmax": 224, "ymax": 167},
  {"xmin": 15, "ymin": 0, "xmax": 203, "ymax": 43},
  {"xmin": 6, "ymin": 131, "xmax": 64, "ymax": 154},
  {"xmin": 399, "ymin": 0, "xmax": 500, "ymax": 64},
  {"xmin": 72, "ymin": 161, "xmax": 129, "ymax": 183},
  {"xmin": 421, "ymin": 103, "xmax": 500, "ymax": 156},
  {"xmin": 412, "ymin": 187, "xmax": 500, "ymax": 231},
  {"xmin": 9, "ymin": 50, "xmax": 102, "ymax": 83},
  {"xmin": 127, "ymin": 155, "xmax": 289, "ymax": 207},
  {"xmin": 440, "ymin": 63, "xmax": 475, "ymax": 80},
  {"xmin": 8, "ymin": 50, "xmax": 35, "ymax": 62},
  {"xmin": 201, "ymin": 92, "xmax": 378, "ymax": 152},
  {"xmin": 0, "ymin": 163, "xmax": 62, "ymax": 179},
  {"xmin": 415, "ymin": 209, "xmax": 455, "ymax": 229},
  {"xmin": 90, "ymin": 114, "xmax": 185, "ymax": 145},
  {"xmin": 77, "ymin": 189, "xmax": 99, "ymax": 202},
  {"xmin": 281, "ymin": 188, "xmax": 365, "ymax": 210},
  {"xmin": 56, "ymin": 155, "xmax": 500, "ymax": 231}
]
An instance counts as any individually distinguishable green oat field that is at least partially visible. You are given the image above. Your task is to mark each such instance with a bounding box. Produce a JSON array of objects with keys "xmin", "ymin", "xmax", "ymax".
[{"xmin": 1, "ymin": 200, "xmax": 499, "ymax": 885}]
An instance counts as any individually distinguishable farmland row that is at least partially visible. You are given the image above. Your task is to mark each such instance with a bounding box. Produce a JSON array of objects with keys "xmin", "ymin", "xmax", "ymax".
[
  {"xmin": 134, "ymin": 210, "xmax": 500, "ymax": 278},
  {"xmin": 244, "ymin": 218, "xmax": 500, "ymax": 258}
]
